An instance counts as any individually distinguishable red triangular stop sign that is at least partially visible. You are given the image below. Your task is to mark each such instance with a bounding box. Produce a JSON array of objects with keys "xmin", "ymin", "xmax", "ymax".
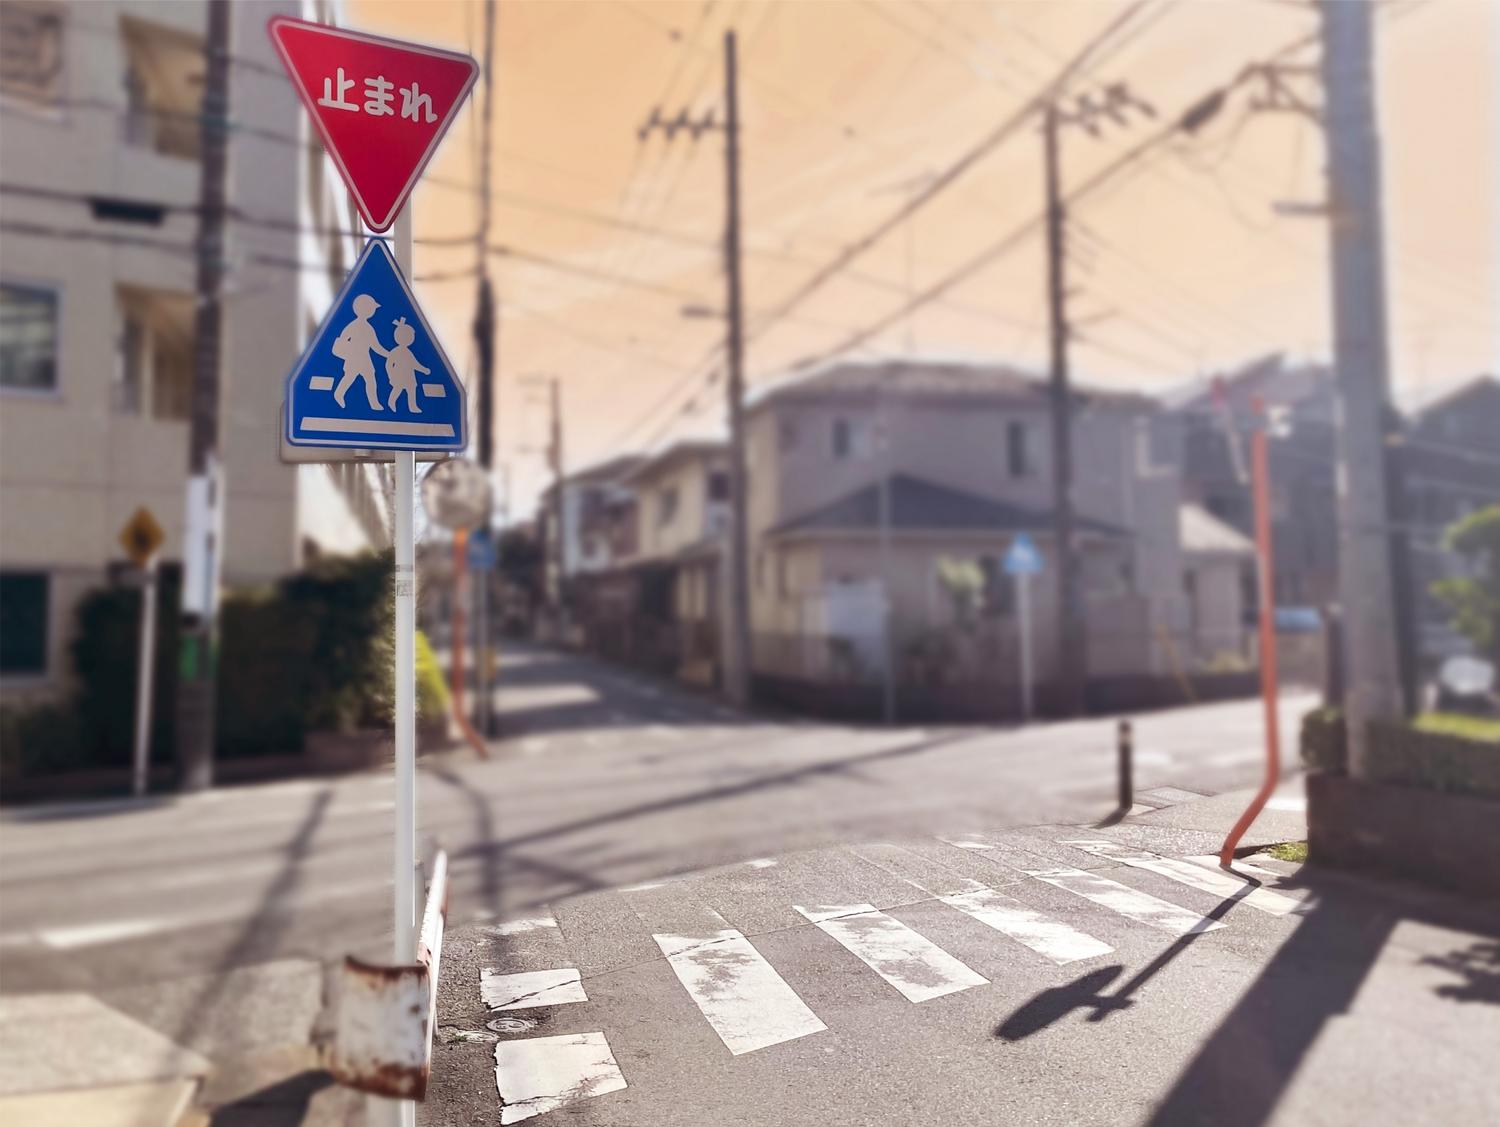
[{"xmin": 269, "ymin": 17, "xmax": 478, "ymax": 232}]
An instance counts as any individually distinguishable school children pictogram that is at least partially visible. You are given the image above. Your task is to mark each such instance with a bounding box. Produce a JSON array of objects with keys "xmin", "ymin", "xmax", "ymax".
[{"xmin": 284, "ymin": 240, "xmax": 465, "ymax": 452}]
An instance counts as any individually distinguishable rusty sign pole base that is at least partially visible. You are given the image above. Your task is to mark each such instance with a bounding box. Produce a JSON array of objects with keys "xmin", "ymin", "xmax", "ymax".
[{"xmin": 333, "ymin": 851, "xmax": 449, "ymax": 1100}]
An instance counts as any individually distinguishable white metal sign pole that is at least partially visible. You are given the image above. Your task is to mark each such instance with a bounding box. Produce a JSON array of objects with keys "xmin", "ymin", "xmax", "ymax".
[
  {"xmin": 392, "ymin": 205, "xmax": 419, "ymax": 1127},
  {"xmin": 1018, "ymin": 571, "xmax": 1033, "ymax": 723},
  {"xmin": 131, "ymin": 553, "xmax": 159, "ymax": 796}
]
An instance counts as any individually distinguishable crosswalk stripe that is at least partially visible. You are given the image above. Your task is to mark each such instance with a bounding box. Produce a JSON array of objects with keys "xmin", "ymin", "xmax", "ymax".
[
  {"xmin": 1063, "ymin": 841, "xmax": 1307, "ymax": 917},
  {"xmin": 494, "ymin": 1031, "xmax": 627, "ymax": 1125},
  {"xmin": 481, "ymin": 968, "xmax": 588, "ymax": 1011},
  {"xmin": 486, "ymin": 914, "xmax": 558, "ymax": 937},
  {"xmin": 938, "ymin": 889, "xmax": 1114, "ymax": 965},
  {"xmin": 1022, "ymin": 867, "xmax": 1227, "ymax": 936},
  {"xmin": 654, "ymin": 928, "xmax": 826, "ymax": 1055},
  {"xmin": 794, "ymin": 903, "xmax": 988, "ymax": 1002}
]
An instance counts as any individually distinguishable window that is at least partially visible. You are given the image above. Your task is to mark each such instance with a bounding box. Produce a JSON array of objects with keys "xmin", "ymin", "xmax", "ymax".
[
  {"xmin": 832, "ymin": 418, "xmax": 851, "ymax": 459},
  {"xmin": 1006, "ymin": 420, "xmax": 1031, "ymax": 478},
  {"xmin": 0, "ymin": 571, "xmax": 48, "ymax": 675},
  {"xmin": 115, "ymin": 286, "xmax": 194, "ymax": 420},
  {"xmin": 707, "ymin": 470, "xmax": 730, "ymax": 503},
  {"xmin": 657, "ymin": 486, "xmax": 679, "ymax": 527},
  {"xmin": 831, "ymin": 417, "xmax": 872, "ymax": 460},
  {"xmin": 0, "ymin": 283, "xmax": 59, "ymax": 391},
  {"xmin": 0, "ymin": 2, "xmax": 64, "ymax": 106},
  {"xmin": 120, "ymin": 16, "xmax": 204, "ymax": 160},
  {"xmin": 778, "ymin": 418, "xmax": 798, "ymax": 452}
]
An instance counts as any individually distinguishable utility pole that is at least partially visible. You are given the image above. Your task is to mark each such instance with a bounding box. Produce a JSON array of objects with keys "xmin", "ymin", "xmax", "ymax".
[
  {"xmin": 635, "ymin": 30, "xmax": 753, "ymax": 708},
  {"xmin": 1042, "ymin": 103, "xmax": 1084, "ymax": 719},
  {"xmin": 720, "ymin": 29, "xmax": 752, "ymax": 709},
  {"xmin": 176, "ymin": 0, "xmax": 231, "ymax": 791},
  {"xmin": 548, "ymin": 377, "xmax": 566, "ymax": 635},
  {"xmin": 1319, "ymin": 0, "xmax": 1403, "ymax": 775},
  {"xmin": 1040, "ymin": 85, "xmax": 1155, "ymax": 719},
  {"xmin": 472, "ymin": 0, "xmax": 497, "ymax": 733}
]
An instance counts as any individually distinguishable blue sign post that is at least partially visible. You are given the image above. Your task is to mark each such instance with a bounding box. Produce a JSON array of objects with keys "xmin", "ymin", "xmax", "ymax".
[
  {"xmin": 466, "ymin": 527, "xmax": 495, "ymax": 572},
  {"xmin": 1004, "ymin": 533, "xmax": 1044, "ymax": 721},
  {"xmin": 284, "ymin": 239, "xmax": 466, "ymax": 452},
  {"xmin": 1003, "ymin": 532, "xmax": 1044, "ymax": 576}
]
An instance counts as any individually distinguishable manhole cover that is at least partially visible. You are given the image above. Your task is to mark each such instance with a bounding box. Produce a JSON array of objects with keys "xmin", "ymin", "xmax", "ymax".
[{"xmin": 488, "ymin": 1016, "xmax": 538, "ymax": 1035}]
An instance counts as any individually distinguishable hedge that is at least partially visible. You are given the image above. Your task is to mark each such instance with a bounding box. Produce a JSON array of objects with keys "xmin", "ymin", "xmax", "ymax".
[
  {"xmin": 3, "ymin": 550, "xmax": 449, "ymax": 777},
  {"xmin": 1298, "ymin": 706, "xmax": 1500, "ymax": 800}
]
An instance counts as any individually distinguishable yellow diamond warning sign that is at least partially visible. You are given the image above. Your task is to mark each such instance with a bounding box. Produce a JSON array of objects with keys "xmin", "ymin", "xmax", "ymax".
[{"xmin": 119, "ymin": 506, "xmax": 165, "ymax": 567}]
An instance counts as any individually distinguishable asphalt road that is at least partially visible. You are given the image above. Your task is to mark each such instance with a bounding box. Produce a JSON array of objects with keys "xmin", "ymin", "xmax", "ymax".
[
  {"xmin": 4, "ymin": 644, "xmax": 1495, "ymax": 1125},
  {"xmin": 1, "ymin": 643, "xmax": 1310, "ymax": 992}
]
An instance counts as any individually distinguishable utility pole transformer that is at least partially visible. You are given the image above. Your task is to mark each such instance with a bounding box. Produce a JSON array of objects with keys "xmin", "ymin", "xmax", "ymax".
[
  {"xmin": 1320, "ymin": 0, "xmax": 1403, "ymax": 776},
  {"xmin": 176, "ymin": 0, "xmax": 231, "ymax": 791},
  {"xmin": 721, "ymin": 29, "xmax": 753, "ymax": 709},
  {"xmin": 1043, "ymin": 104, "xmax": 1085, "ymax": 718}
]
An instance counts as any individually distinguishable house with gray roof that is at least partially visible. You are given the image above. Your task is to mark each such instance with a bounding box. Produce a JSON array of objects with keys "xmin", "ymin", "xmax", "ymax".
[{"xmin": 742, "ymin": 358, "xmax": 1199, "ymax": 698}]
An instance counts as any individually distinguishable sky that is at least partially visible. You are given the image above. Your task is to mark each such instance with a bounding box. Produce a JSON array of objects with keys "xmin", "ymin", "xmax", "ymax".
[{"xmin": 346, "ymin": 0, "xmax": 1499, "ymax": 522}]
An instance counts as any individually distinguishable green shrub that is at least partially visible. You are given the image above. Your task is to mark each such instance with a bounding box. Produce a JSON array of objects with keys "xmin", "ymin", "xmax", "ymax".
[
  {"xmin": 1300, "ymin": 707, "xmax": 1346, "ymax": 774},
  {"xmin": 416, "ymin": 630, "xmax": 449, "ymax": 720},
  {"xmin": 1366, "ymin": 718, "xmax": 1500, "ymax": 800},
  {"xmin": 0, "ymin": 702, "xmax": 93, "ymax": 778},
  {"xmin": 1413, "ymin": 711, "xmax": 1500, "ymax": 743},
  {"xmin": 216, "ymin": 589, "xmax": 316, "ymax": 757},
  {"xmin": 68, "ymin": 574, "xmax": 181, "ymax": 769},
  {"xmin": 7, "ymin": 550, "xmax": 443, "ymax": 775},
  {"xmin": 279, "ymin": 550, "xmax": 395, "ymax": 732}
]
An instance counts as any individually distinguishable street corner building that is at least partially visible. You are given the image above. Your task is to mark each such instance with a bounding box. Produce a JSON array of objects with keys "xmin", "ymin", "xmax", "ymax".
[{"xmin": 0, "ymin": 0, "xmax": 391, "ymax": 708}]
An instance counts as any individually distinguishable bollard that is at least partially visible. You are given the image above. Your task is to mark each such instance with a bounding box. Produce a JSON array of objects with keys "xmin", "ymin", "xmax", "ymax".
[{"xmin": 1117, "ymin": 720, "xmax": 1133, "ymax": 814}]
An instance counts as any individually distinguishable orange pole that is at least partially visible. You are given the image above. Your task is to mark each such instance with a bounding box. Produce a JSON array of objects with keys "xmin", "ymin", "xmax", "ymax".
[
  {"xmin": 1220, "ymin": 402, "xmax": 1281, "ymax": 866},
  {"xmin": 451, "ymin": 529, "xmax": 468, "ymax": 719}
]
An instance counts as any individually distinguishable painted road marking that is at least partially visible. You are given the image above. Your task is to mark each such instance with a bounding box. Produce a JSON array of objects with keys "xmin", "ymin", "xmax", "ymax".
[
  {"xmin": 519, "ymin": 737, "xmax": 548, "ymax": 755},
  {"xmin": 1023, "ymin": 867, "xmax": 1226, "ymax": 937},
  {"xmin": 486, "ymin": 914, "xmax": 558, "ymax": 937},
  {"xmin": 1186, "ymin": 855, "xmax": 1299, "ymax": 885},
  {"xmin": 794, "ymin": 903, "xmax": 987, "ymax": 1002},
  {"xmin": 654, "ymin": 928, "xmax": 826, "ymax": 1055},
  {"xmin": 481, "ymin": 968, "xmax": 587, "ymax": 1011},
  {"xmin": 1064, "ymin": 841, "xmax": 1307, "ymax": 917},
  {"xmin": 494, "ymin": 1031, "xmax": 626, "ymax": 1125},
  {"xmin": 939, "ymin": 888, "xmax": 1114, "ymax": 965},
  {"xmin": 645, "ymin": 725, "xmax": 685, "ymax": 742},
  {"xmin": 848, "ymin": 844, "xmax": 1110, "ymax": 965}
]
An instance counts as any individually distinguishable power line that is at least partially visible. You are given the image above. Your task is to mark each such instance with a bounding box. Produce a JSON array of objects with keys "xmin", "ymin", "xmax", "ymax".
[
  {"xmin": 772, "ymin": 30, "xmax": 1322, "ymax": 376},
  {"xmin": 739, "ymin": 1, "xmax": 1156, "ymax": 350}
]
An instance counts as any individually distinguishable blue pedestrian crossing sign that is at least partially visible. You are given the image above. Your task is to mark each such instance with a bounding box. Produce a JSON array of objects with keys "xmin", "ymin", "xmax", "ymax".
[
  {"xmin": 466, "ymin": 528, "xmax": 495, "ymax": 572},
  {"xmin": 1003, "ymin": 532, "xmax": 1044, "ymax": 576},
  {"xmin": 285, "ymin": 239, "xmax": 466, "ymax": 452}
]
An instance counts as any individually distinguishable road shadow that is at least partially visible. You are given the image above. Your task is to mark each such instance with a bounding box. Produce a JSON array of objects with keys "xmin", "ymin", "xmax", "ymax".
[
  {"xmin": 997, "ymin": 881, "xmax": 1254, "ymax": 1042},
  {"xmin": 998, "ymin": 863, "xmax": 1500, "ymax": 1127},
  {"xmin": 207, "ymin": 1069, "xmax": 338, "ymax": 1126},
  {"xmin": 1423, "ymin": 937, "xmax": 1500, "ymax": 1005},
  {"xmin": 453, "ymin": 728, "xmax": 977, "ymax": 872}
]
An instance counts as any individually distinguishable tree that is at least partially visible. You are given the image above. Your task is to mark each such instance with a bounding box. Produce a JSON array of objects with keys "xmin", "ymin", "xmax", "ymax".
[{"xmin": 1432, "ymin": 504, "xmax": 1500, "ymax": 664}]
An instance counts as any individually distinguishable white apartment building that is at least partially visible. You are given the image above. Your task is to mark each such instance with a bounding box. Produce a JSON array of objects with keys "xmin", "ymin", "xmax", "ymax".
[{"xmin": 0, "ymin": 0, "xmax": 389, "ymax": 701}]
